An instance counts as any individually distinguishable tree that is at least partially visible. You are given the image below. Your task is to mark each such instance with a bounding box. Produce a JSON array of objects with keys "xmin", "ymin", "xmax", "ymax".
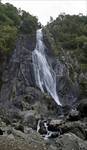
[
  {"xmin": 0, "ymin": 2, "xmax": 38, "ymax": 53},
  {"xmin": 50, "ymin": 16, "xmax": 53, "ymax": 23}
]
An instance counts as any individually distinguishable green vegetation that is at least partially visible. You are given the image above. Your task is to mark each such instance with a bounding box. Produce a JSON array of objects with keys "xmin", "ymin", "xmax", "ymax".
[
  {"xmin": 44, "ymin": 13, "xmax": 87, "ymax": 69},
  {"xmin": 0, "ymin": 2, "xmax": 38, "ymax": 55},
  {"xmin": 0, "ymin": 25, "xmax": 17, "ymax": 54},
  {"xmin": 45, "ymin": 14, "xmax": 87, "ymax": 58},
  {"xmin": 44, "ymin": 13, "xmax": 87, "ymax": 98},
  {"xmin": 0, "ymin": 2, "xmax": 38, "ymax": 89}
]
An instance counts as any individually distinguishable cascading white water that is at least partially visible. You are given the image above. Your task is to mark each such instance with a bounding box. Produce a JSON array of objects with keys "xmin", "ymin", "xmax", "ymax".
[{"xmin": 32, "ymin": 29, "xmax": 61, "ymax": 106}]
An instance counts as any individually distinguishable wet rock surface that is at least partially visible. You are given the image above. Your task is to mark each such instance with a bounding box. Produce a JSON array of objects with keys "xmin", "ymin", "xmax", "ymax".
[
  {"xmin": 77, "ymin": 99, "xmax": 87, "ymax": 117},
  {"xmin": 0, "ymin": 113, "xmax": 87, "ymax": 150},
  {"xmin": 43, "ymin": 31, "xmax": 80, "ymax": 108},
  {"xmin": 0, "ymin": 32, "xmax": 87, "ymax": 150}
]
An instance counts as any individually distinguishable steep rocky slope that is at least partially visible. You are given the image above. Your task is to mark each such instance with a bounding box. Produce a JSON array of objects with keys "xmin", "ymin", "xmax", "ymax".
[
  {"xmin": 43, "ymin": 14, "xmax": 87, "ymax": 106},
  {"xmin": 0, "ymin": 3, "xmax": 87, "ymax": 150}
]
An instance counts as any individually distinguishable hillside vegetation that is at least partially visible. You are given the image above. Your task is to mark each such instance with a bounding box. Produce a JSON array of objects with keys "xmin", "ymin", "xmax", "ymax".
[
  {"xmin": 0, "ymin": 2, "xmax": 38, "ymax": 88},
  {"xmin": 44, "ymin": 13, "xmax": 87, "ymax": 98},
  {"xmin": 0, "ymin": 2, "xmax": 38, "ymax": 56},
  {"xmin": 0, "ymin": 2, "xmax": 87, "ymax": 98}
]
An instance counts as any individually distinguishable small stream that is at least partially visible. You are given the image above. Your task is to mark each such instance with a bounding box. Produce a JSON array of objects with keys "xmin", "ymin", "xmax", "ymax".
[{"xmin": 37, "ymin": 120, "xmax": 62, "ymax": 140}]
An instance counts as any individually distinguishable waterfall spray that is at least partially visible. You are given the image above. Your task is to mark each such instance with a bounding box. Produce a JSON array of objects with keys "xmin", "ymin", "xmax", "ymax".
[{"xmin": 32, "ymin": 29, "xmax": 61, "ymax": 106}]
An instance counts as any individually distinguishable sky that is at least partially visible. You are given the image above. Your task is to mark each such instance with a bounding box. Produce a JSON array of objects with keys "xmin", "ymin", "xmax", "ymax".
[{"xmin": 2, "ymin": 0, "xmax": 87, "ymax": 25}]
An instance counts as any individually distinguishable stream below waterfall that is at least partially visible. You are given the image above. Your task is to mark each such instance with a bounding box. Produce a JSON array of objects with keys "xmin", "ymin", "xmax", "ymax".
[{"xmin": 36, "ymin": 119, "xmax": 62, "ymax": 140}]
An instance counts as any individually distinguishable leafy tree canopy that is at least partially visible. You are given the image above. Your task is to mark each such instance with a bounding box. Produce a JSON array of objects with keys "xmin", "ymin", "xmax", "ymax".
[{"xmin": 0, "ymin": 2, "xmax": 38, "ymax": 55}]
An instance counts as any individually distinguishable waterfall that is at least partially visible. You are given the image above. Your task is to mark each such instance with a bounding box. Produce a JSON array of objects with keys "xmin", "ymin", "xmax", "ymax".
[{"xmin": 32, "ymin": 29, "xmax": 61, "ymax": 106}]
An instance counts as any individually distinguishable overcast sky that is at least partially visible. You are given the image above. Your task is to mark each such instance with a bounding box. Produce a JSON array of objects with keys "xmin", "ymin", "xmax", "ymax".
[{"xmin": 2, "ymin": 0, "xmax": 87, "ymax": 25}]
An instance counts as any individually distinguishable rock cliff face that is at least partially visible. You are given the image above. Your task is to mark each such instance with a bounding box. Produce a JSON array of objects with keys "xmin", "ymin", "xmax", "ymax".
[
  {"xmin": 43, "ymin": 33, "xmax": 79, "ymax": 107},
  {"xmin": 43, "ymin": 14, "xmax": 87, "ymax": 102},
  {"xmin": 0, "ymin": 29, "xmax": 87, "ymax": 150},
  {"xmin": 0, "ymin": 29, "xmax": 81, "ymax": 118},
  {"xmin": 0, "ymin": 32, "xmax": 62, "ymax": 125},
  {"xmin": 0, "ymin": 34, "xmax": 36, "ymax": 102},
  {"xmin": 0, "ymin": 8, "xmax": 87, "ymax": 149}
]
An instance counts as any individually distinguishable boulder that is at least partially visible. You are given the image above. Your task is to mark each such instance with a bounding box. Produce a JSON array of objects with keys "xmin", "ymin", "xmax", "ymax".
[
  {"xmin": 67, "ymin": 109, "xmax": 80, "ymax": 121},
  {"xmin": 78, "ymin": 99, "xmax": 87, "ymax": 117},
  {"xmin": 48, "ymin": 119, "xmax": 63, "ymax": 132},
  {"xmin": 0, "ymin": 130, "xmax": 55, "ymax": 150},
  {"xmin": 55, "ymin": 132, "xmax": 87, "ymax": 150},
  {"xmin": 60, "ymin": 121, "xmax": 86, "ymax": 140},
  {"xmin": 20, "ymin": 110, "xmax": 38, "ymax": 129},
  {"xmin": 50, "ymin": 119, "xmax": 63, "ymax": 125}
]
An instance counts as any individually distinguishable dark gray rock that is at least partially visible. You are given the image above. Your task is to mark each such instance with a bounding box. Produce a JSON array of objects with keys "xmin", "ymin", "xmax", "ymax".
[
  {"xmin": 60, "ymin": 121, "xmax": 87, "ymax": 140},
  {"xmin": 54, "ymin": 58, "xmax": 79, "ymax": 107},
  {"xmin": 78, "ymin": 99, "xmax": 87, "ymax": 117},
  {"xmin": 0, "ymin": 32, "xmax": 62, "ymax": 123},
  {"xmin": 0, "ymin": 34, "xmax": 36, "ymax": 103},
  {"xmin": 55, "ymin": 133, "xmax": 87, "ymax": 150},
  {"xmin": 0, "ymin": 130, "xmax": 55, "ymax": 150},
  {"xmin": 43, "ymin": 29, "xmax": 80, "ymax": 108},
  {"xmin": 67, "ymin": 109, "xmax": 80, "ymax": 121}
]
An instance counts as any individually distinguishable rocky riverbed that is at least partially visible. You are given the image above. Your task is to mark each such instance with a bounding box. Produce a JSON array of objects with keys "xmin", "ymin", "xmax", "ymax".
[{"xmin": 0, "ymin": 99, "xmax": 87, "ymax": 150}]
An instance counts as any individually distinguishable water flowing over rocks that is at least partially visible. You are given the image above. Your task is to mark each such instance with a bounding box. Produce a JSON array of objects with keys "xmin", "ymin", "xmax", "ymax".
[
  {"xmin": 0, "ymin": 29, "xmax": 87, "ymax": 150},
  {"xmin": 43, "ymin": 31, "xmax": 80, "ymax": 108},
  {"xmin": 32, "ymin": 29, "xmax": 61, "ymax": 106}
]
